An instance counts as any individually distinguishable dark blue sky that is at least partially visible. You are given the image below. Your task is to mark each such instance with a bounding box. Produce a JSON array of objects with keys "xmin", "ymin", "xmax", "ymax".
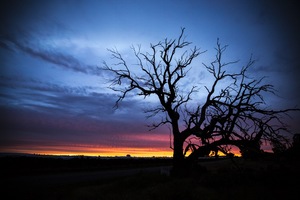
[{"xmin": 0, "ymin": 0, "xmax": 299, "ymax": 156}]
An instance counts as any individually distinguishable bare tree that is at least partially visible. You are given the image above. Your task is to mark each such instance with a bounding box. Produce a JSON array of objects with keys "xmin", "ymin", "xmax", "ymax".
[{"xmin": 102, "ymin": 28, "xmax": 298, "ymax": 170}]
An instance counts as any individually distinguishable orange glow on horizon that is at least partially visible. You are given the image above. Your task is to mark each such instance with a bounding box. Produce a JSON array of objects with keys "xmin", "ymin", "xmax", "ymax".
[
  {"xmin": 2, "ymin": 135, "xmax": 276, "ymax": 158},
  {"xmin": 2, "ymin": 144, "xmax": 244, "ymax": 157},
  {"xmin": 1, "ymin": 146, "xmax": 173, "ymax": 157}
]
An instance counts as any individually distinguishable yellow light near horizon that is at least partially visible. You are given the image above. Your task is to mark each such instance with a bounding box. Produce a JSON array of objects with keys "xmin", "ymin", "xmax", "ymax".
[
  {"xmin": 2, "ymin": 146, "xmax": 173, "ymax": 157},
  {"xmin": 3, "ymin": 146, "xmax": 243, "ymax": 157},
  {"xmin": 2, "ymin": 140, "xmax": 254, "ymax": 158}
]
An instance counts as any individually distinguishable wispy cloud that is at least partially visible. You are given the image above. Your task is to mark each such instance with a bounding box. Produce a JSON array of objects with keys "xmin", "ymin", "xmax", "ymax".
[
  {"xmin": 0, "ymin": 35, "xmax": 102, "ymax": 76},
  {"xmin": 0, "ymin": 99, "xmax": 168, "ymax": 154},
  {"xmin": 0, "ymin": 76, "xmax": 148, "ymax": 122}
]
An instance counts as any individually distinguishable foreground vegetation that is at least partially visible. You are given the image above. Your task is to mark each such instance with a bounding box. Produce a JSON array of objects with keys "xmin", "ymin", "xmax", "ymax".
[
  {"xmin": 1, "ymin": 154, "xmax": 299, "ymax": 200},
  {"xmin": 64, "ymin": 168, "xmax": 298, "ymax": 200},
  {"xmin": 0, "ymin": 154, "xmax": 173, "ymax": 177}
]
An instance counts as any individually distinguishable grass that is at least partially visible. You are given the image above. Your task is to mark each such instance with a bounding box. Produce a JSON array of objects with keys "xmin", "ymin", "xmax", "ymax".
[
  {"xmin": 2, "ymin": 157, "xmax": 299, "ymax": 200},
  {"xmin": 54, "ymin": 169, "xmax": 298, "ymax": 200}
]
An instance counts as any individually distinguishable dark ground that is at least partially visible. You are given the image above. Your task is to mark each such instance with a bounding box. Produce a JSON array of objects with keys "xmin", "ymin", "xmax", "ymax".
[{"xmin": 0, "ymin": 154, "xmax": 299, "ymax": 200}]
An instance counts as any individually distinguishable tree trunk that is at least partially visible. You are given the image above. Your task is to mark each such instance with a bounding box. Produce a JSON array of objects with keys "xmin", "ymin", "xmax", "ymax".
[{"xmin": 172, "ymin": 134, "xmax": 185, "ymax": 174}]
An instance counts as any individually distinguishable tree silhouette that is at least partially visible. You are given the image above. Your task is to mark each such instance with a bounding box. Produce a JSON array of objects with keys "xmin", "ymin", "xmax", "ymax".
[{"xmin": 102, "ymin": 28, "xmax": 298, "ymax": 170}]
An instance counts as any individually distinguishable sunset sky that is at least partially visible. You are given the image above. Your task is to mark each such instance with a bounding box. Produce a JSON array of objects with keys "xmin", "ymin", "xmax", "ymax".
[{"xmin": 1, "ymin": 0, "xmax": 299, "ymax": 157}]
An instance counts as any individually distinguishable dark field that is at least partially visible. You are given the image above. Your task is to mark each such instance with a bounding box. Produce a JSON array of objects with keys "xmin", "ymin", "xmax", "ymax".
[{"xmin": 0, "ymin": 154, "xmax": 299, "ymax": 200}]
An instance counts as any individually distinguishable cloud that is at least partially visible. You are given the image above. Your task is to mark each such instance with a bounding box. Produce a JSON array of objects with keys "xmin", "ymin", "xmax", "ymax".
[
  {"xmin": 0, "ymin": 77, "xmax": 105, "ymax": 117},
  {"xmin": 0, "ymin": 35, "xmax": 102, "ymax": 76},
  {"xmin": 0, "ymin": 72, "xmax": 166, "ymax": 150},
  {"xmin": 0, "ymin": 101, "xmax": 169, "ymax": 154},
  {"xmin": 0, "ymin": 75, "xmax": 149, "ymax": 122}
]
